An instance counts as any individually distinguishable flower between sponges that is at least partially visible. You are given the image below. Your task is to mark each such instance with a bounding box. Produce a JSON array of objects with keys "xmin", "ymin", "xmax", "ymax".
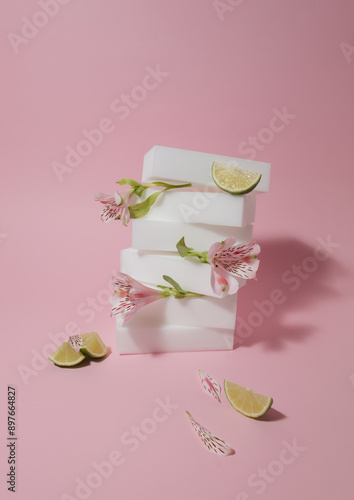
[
  {"xmin": 111, "ymin": 272, "xmax": 164, "ymax": 325},
  {"xmin": 95, "ymin": 178, "xmax": 191, "ymax": 226},
  {"xmin": 110, "ymin": 272, "xmax": 203, "ymax": 325},
  {"xmin": 176, "ymin": 237, "xmax": 260, "ymax": 297},
  {"xmin": 207, "ymin": 238, "xmax": 260, "ymax": 297},
  {"xmin": 94, "ymin": 189, "xmax": 138, "ymax": 226}
]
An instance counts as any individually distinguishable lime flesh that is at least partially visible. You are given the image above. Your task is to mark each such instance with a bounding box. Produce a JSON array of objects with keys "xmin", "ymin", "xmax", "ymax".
[
  {"xmin": 80, "ymin": 331, "xmax": 108, "ymax": 358},
  {"xmin": 212, "ymin": 162, "xmax": 262, "ymax": 194},
  {"xmin": 224, "ymin": 380, "xmax": 273, "ymax": 418},
  {"xmin": 49, "ymin": 342, "xmax": 85, "ymax": 367}
]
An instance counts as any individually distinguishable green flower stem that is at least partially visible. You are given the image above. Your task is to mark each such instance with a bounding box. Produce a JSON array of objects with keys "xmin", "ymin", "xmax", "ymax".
[
  {"xmin": 157, "ymin": 276, "xmax": 204, "ymax": 300},
  {"xmin": 186, "ymin": 250, "xmax": 209, "ymax": 263},
  {"xmin": 144, "ymin": 182, "xmax": 192, "ymax": 190},
  {"xmin": 170, "ymin": 289, "xmax": 204, "ymax": 299},
  {"xmin": 178, "ymin": 291, "xmax": 204, "ymax": 298},
  {"xmin": 129, "ymin": 183, "xmax": 192, "ymax": 220}
]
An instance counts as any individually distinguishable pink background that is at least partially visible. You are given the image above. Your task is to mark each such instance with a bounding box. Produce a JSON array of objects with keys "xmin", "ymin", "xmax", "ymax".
[{"xmin": 1, "ymin": 1, "xmax": 354, "ymax": 499}]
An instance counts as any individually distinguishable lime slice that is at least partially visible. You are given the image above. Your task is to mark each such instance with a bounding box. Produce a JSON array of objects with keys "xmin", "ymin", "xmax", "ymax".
[
  {"xmin": 224, "ymin": 380, "xmax": 273, "ymax": 418},
  {"xmin": 80, "ymin": 331, "xmax": 108, "ymax": 358},
  {"xmin": 49, "ymin": 342, "xmax": 85, "ymax": 367},
  {"xmin": 211, "ymin": 162, "xmax": 262, "ymax": 194}
]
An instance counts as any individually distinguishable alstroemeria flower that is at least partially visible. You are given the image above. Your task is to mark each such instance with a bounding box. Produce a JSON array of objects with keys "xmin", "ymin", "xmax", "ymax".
[
  {"xmin": 110, "ymin": 272, "xmax": 164, "ymax": 325},
  {"xmin": 119, "ymin": 188, "xmax": 138, "ymax": 226},
  {"xmin": 96, "ymin": 179, "xmax": 192, "ymax": 225},
  {"xmin": 207, "ymin": 238, "xmax": 260, "ymax": 297},
  {"xmin": 94, "ymin": 189, "xmax": 138, "ymax": 226},
  {"xmin": 94, "ymin": 191, "xmax": 122, "ymax": 222}
]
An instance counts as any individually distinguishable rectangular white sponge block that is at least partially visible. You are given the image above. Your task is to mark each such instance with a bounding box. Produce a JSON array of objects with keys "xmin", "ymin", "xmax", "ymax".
[
  {"xmin": 116, "ymin": 319, "xmax": 234, "ymax": 354},
  {"xmin": 120, "ymin": 294, "xmax": 237, "ymax": 329},
  {"xmin": 120, "ymin": 248, "xmax": 245, "ymax": 298},
  {"xmin": 142, "ymin": 145, "xmax": 270, "ymax": 192},
  {"xmin": 132, "ymin": 220, "xmax": 253, "ymax": 252},
  {"xmin": 140, "ymin": 189, "xmax": 256, "ymax": 227}
]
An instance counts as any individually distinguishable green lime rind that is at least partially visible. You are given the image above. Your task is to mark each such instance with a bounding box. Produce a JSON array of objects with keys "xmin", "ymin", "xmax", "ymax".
[
  {"xmin": 79, "ymin": 346, "xmax": 108, "ymax": 358},
  {"xmin": 79, "ymin": 331, "xmax": 108, "ymax": 358}
]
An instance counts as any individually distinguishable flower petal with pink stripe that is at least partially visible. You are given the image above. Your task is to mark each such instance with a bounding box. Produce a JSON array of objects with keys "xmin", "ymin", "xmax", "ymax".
[
  {"xmin": 69, "ymin": 334, "xmax": 83, "ymax": 353},
  {"xmin": 198, "ymin": 370, "xmax": 221, "ymax": 402},
  {"xmin": 185, "ymin": 411, "xmax": 233, "ymax": 456}
]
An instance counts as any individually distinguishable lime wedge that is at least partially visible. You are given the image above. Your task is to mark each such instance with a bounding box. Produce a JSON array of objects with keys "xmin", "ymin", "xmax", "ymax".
[
  {"xmin": 211, "ymin": 162, "xmax": 261, "ymax": 194},
  {"xmin": 80, "ymin": 331, "xmax": 108, "ymax": 358},
  {"xmin": 49, "ymin": 342, "xmax": 85, "ymax": 367},
  {"xmin": 224, "ymin": 379, "xmax": 273, "ymax": 418}
]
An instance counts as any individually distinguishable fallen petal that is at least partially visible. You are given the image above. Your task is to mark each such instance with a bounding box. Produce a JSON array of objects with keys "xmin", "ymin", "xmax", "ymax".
[
  {"xmin": 185, "ymin": 411, "xmax": 233, "ymax": 456},
  {"xmin": 198, "ymin": 370, "xmax": 221, "ymax": 402},
  {"xmin": 69, "ymin": 335, "xmax": 83, "ymax": 352}
]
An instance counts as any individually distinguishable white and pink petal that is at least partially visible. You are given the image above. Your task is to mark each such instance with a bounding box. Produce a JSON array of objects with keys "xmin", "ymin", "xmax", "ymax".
[
  {"xmin": 112, "ymin": 272, "xmax": 132, "ymax": 293},
  {"xmin": 101, "ymin": 203, "xmax": 121, "ymax": 222},
  {"xmin": 185, "ymin": 411, "xmax": 233, "ymax": 456},
  {"xmin": 69, "ymin": 334, "xmax": 83, "ymax": 352},
  {"xmin": 110, "ymin": 296, "xmax": 136, "ymax": 324},
  {"xmin": 198, "ymin": 370, "xmax": 221, "ymax": 402},
  {"xmin": 94, "ymin": 191, "xmax": 115, "ymax": 204},
  {"xmin": 207, "ymin": 240, "xmax": 224, "ymax": 261},
  {"xmin": 227, "ymin": 258, "xmax": 259, "ymax": 279},
  {"xmin": 210, "ymin": 266, "xmax": 239, "ymax": 297}
]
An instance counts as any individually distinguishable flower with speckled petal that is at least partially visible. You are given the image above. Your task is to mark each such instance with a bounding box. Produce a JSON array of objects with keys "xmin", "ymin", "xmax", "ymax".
[
  {"xmin": 94, "ymin": 189, "xmax": 138, "ymax": 225},
  {"xmin": 207, "ymin": 238, "xmax": 260, "ymax": 297},
  {"xmin": 110, "ymin": 272, "xmax": 204, "ymax": 325},
  {"xmin": 110, "ymin": 272, "xmax": 165, "ymax": 326},
  {"xmin": 176, "ymin": 236, "xmax": 260, "ymax": 298}
]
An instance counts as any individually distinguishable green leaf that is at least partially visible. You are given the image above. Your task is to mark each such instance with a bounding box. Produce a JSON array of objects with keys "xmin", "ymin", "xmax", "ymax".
[
  {"xmin": 176, "ymin": 236, "xmax": 194, "ymax": 258},
  {"xmin": 116, "ymin": 178, "xmax": 142, "ymax": 187},
  {"xmin": 162, "ymin": 275, "xmax": 184, "ymax": 292},
  {"xmin": 128, "ymin": 191, "xmax": 162, "ymax": 219},
  {"xmin": 148, "ymin": 181, "xmax": 192, "ymax": 189}
]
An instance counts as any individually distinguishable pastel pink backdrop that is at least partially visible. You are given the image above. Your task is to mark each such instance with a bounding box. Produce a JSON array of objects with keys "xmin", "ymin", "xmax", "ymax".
[{"xmin": 1, "ymin": 1, "xmax": 354, "ymax": 499}]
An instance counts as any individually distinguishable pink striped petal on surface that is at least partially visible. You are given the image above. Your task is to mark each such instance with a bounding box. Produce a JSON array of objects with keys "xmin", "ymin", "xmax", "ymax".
[
  {"xmin": 198, "ymin": 370, "xmax": 221, "ymax": 402},
  {"xmin": 185, "ymin": 411, "xmax": 233, "ymax": 456},
  {"xmin": 69, "ymin": 335, "xmax": 83, "ymax": 353}
]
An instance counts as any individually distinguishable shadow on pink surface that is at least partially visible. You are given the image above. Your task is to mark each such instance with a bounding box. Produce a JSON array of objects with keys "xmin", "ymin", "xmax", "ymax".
[
  {"xmin": 235, "ymin": 236, "xmax": 343, "ymax": 350},
  {"xmin": 257, "ymin": 407, "xmax": 287, "ymax": 422}
]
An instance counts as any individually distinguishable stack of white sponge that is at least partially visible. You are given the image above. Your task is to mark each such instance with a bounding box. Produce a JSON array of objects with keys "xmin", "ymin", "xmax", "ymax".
[{"xmin": 116, "ymin": 146, "xmax": 270, "ymax": 354}]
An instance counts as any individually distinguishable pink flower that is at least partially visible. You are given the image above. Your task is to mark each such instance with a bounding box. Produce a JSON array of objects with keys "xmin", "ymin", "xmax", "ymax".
[
  {"xmin": 119, "ymin": 188, "xmax": 138, "ymax": 226},
  {"xmin": 94, "ymin": 191, "xmax": 122, "ymax": 222},
  {"xmin": 94, "ymin": 189, "xmax": 138, "ymax": 226},
  {"xmin": 207, "ymin": 238, "xmax": 260, "ymax": 297},
  {"xmin": 110, "ymin": 272, "xmax": 164, "ymax": 325}
]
